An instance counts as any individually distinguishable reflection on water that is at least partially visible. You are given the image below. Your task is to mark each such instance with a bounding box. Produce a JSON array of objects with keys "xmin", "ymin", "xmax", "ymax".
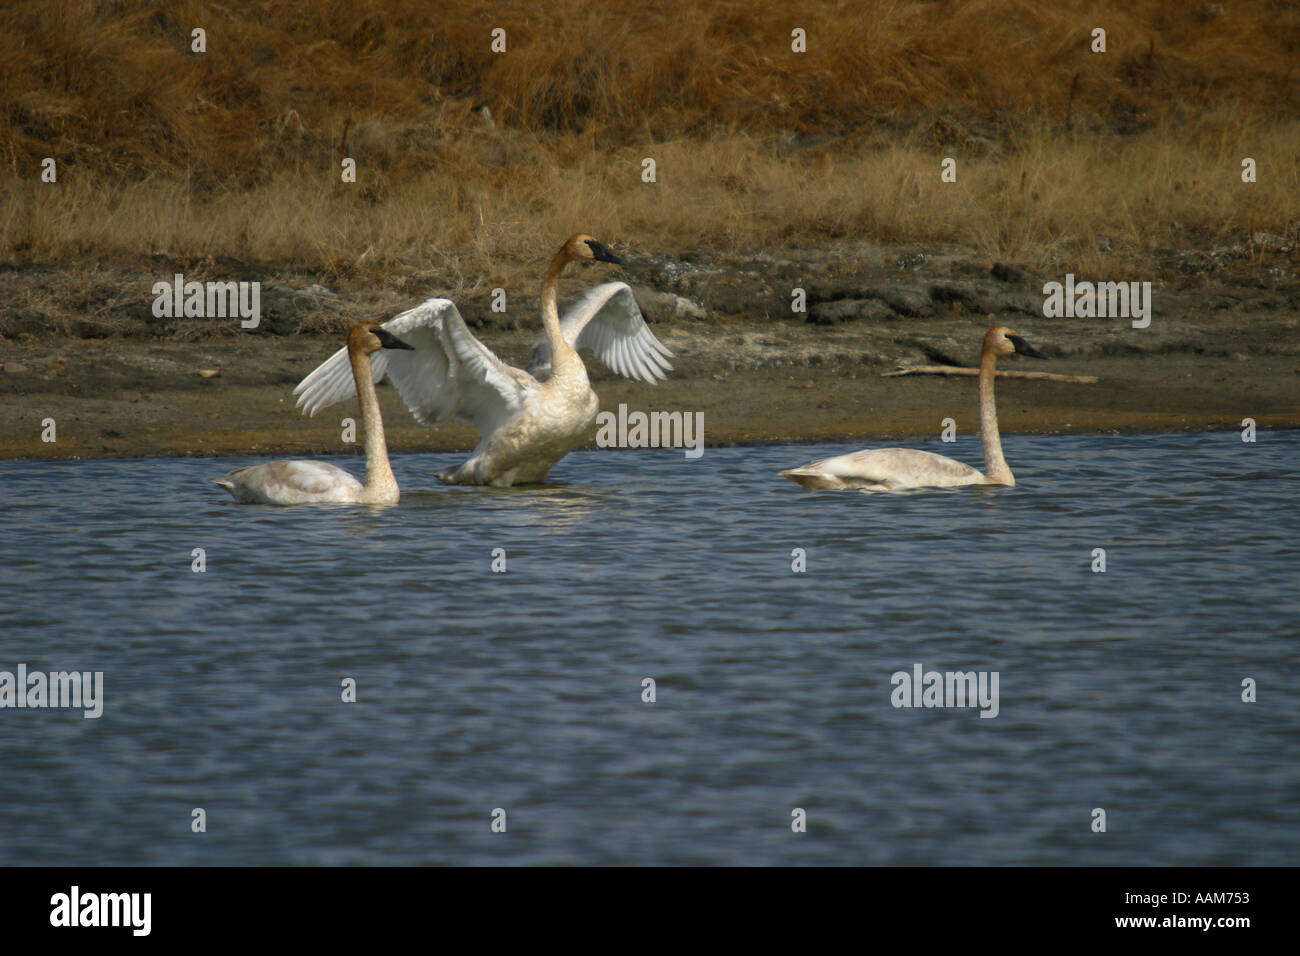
[{"xmin": 1, "ymin": 431, "xmax": 1298, "ymax": 865}]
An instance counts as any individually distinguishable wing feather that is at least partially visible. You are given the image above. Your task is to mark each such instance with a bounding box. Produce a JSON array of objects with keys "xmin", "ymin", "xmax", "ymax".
[
  {"xmin": 294, "ymin": 299, "xmax": 530, "ymax": 436},
  {"xmin": 527, "ymin": 282, "xmax": 674, "ymax": 384}
]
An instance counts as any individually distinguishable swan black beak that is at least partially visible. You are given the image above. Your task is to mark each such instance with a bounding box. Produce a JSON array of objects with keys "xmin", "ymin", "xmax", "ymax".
[
  {"xmin": 375, "ymin": 329, "xmax": 416, "ymax": 350},
  {"xmin": 1008, "ymin": 335, "xmax": 1045, "ymax": 359},
  {"xmin": 585, "ymin": 240, "xmax": 622, "ymax": 265}
]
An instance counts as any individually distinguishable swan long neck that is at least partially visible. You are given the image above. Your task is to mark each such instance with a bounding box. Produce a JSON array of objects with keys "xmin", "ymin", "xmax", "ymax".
[
  {"xmin": 349, "ymin": 343, "xmax": 397, "ymax": 498},
  {"xmin": 978, "ymin": 342, "xmax": 1014, "ymax": 486},
  {"xmin": 540, "ymin": 248, "xmax": 579, "ymax": 374}
]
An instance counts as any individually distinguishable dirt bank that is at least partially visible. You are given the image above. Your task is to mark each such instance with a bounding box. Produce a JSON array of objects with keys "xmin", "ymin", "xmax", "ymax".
[{"xmin": 2, "ymin": 241, "xmax": 1297, "ymax": 460}]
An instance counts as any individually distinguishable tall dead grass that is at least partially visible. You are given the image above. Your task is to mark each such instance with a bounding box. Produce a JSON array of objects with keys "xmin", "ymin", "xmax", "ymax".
[{"xmin": 2, "ymin": 0, "xmax": 1297, "ymax": 280}]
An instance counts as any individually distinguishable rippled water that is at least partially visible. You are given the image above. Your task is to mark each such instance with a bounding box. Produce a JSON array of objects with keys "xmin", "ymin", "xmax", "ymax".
[{"xmin": 1, "ymin": 430, "xmax": 1297, "ymax": 865}]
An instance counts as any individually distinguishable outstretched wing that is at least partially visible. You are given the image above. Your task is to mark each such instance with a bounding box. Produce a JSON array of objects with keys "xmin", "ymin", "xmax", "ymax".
[
  {"xmin": 293, "ymin": 298, "xmax": 531, "ymax": 436},
  {"xmin": 527, "ymin": 282, "xmax": 674, "ymax": 383}
]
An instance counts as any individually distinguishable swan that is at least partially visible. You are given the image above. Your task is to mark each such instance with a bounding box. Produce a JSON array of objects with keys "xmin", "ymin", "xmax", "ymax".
[
  {"xmin": 293, "ymin": 233, "xmax": 673, "ymax": 487},
  {"xmin": 212, "ymin": 323, "xmax": 414, "ymax": 504},
  {"xmin": 779, "ymin": 326, "xmax": 1045, "ymax": 492}
]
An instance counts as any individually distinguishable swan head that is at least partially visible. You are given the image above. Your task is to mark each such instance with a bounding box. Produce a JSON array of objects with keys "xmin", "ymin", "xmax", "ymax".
[
  {"xmin": 348, "ymin": 322, "xmax": 416, "ymax": 356},
  {"xmin": 562, "ymin": 233, "xmax": 622, "ymax": 266},
  {"xmin": 986, "ymin": 326, "xmax": 1045, "ymax": 359}
]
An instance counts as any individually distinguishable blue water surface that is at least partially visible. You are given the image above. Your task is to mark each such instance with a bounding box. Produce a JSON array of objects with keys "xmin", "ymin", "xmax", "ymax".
[{"xmin": 0, "ymin": 430, "xmax": 1296, "ymax": 865}]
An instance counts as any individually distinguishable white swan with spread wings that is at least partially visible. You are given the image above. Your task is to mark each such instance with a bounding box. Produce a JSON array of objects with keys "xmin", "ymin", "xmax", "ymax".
[{"xmin": 293, "ymin": 234, "xmax": 673, "ymax": 487}]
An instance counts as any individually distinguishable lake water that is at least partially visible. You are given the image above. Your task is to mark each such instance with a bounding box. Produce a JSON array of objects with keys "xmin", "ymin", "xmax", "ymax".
[{"xmin": 1, "ymin": 431, "xmax": 1297, "ymax": 865}]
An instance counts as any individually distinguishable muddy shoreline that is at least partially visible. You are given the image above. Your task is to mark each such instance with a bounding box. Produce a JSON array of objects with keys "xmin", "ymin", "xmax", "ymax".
[{"xmin": 2, "ymin": 242, "xmax": 1297, "ymax": 461}]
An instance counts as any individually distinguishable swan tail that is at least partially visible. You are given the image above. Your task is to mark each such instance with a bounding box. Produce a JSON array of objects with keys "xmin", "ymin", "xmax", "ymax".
[{"xmin": 778, "ymin": 467, "xmax": 844, "ymax": 491}]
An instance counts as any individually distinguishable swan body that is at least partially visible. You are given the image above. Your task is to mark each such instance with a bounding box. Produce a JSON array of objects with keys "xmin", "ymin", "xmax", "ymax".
[
  {"xmin": 214, "ymin": 459, "xmax": 367, "ymax": 504},
  {"xmin": 213, "ymin": 324, "xmax": 414, "ymax": 505},
  {"xmin": 780, "ymin": 326, "xmax": 1044, "ymax": 492},
  {"xmin": 294, "ymin": 235, "xmax": 673, "ymax": 487},
  {"xmin": 782, "ymin": 448, "xmax": 986, "ymax": 491}
]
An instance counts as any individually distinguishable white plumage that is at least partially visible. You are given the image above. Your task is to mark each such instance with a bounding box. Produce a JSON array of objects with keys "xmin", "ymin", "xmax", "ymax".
[
  {"xmin": 294, "ymin": 236, "xmax": 674, "ymax": 486},
  {"xmin": 295, "ymin": 297, "xmax": 529, "ymax": 436},
  {"xmin": 214, "ymin": 323, "xmax": 413, "ymax": 505},
  {"xmin": 213, "ymin": 459, "xmax": 366, "ymax": 505},
  {"xmin": 526, "ymin": 282, "xmax": 673, "ymax": 384},
  {"xmin": 781, "ymin": 448, "xmax": 985, "ymax": 492},
  {"xmin": 780, "ymin": 326, "xmax": 1046, "ymax": 492}
]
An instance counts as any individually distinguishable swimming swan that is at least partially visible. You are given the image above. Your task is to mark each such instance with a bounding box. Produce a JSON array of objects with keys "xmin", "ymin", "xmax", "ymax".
[
  {"xmin": 293, "ymin": 234, "xmax": 673, "ymax": 487},
  {"xmin": 212, "ymin": 323, "xmax": 414, "ymax": 504},
  {"xmin": 779, "ymin": 326, "xmax": 1045, "ymax": 491}
]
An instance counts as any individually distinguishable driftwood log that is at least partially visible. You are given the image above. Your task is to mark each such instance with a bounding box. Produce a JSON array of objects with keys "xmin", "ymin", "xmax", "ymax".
[{"xmin": 882, "ymin": 366, "xmax": 1098, "ymax": 384}]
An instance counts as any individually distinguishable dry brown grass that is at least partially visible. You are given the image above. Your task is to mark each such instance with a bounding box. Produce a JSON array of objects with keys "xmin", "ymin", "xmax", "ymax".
[{"xmin": 2, "ymin": 0, "xmax": 1298, "ymax": 281}]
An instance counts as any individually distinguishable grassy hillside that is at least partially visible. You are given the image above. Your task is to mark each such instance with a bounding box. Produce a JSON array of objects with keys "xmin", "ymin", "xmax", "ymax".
[{"xmin": 2, "ymin": 0, "xmax": 1297, "ymax": 281}]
